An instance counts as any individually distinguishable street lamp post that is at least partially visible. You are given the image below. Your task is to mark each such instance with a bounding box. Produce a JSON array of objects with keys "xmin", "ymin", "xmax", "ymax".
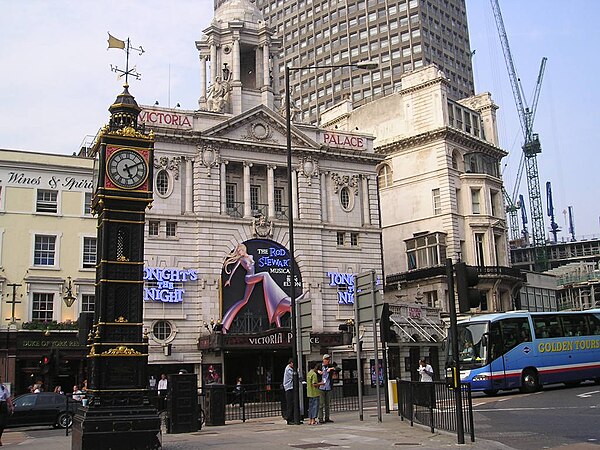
[{"xmin": 285, "ymin": 61, "xmax": 378, "ymax": 424}]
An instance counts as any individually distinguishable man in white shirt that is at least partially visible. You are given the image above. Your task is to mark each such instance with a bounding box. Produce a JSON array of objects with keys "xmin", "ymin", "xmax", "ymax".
[
  {"xmin": 157, "ymin": 373, "xmax": 168, "ymax": 393},
  {"xmin": 418, "ymin": 359, "xmax": 434, "ymax": 382}
]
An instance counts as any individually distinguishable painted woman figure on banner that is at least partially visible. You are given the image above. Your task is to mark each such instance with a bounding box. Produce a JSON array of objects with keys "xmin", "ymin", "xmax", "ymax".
[{"xmin": 221, "ymin": 243, "xmax": 308, "ymax": 333}]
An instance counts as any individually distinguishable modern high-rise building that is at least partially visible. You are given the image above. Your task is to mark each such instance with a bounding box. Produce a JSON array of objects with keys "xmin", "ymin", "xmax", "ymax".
[{"xmin": 215, "ymin": 0, "xmax": 475, "ymax": 122}]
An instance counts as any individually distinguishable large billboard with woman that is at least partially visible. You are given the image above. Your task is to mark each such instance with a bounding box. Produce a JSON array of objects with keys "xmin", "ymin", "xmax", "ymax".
[{"xmin": 220, "ymin": 239, "xmax": 306, "ymax": 334}]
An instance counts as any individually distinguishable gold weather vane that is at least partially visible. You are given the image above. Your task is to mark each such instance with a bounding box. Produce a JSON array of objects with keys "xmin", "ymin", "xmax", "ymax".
[{"xmin": 107, "ymin": 32, "xmax": 145, "ymax": 84}]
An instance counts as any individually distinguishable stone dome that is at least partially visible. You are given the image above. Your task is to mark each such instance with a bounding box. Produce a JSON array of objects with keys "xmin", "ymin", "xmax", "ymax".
[{"xmin": 213, "ymin": 0, "xmax": 264, "ymax": 24}]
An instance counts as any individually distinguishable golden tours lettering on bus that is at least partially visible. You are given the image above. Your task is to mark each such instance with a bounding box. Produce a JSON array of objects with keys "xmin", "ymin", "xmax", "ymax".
[{"xmin": 537, "ymin": 338, "xmax": 600, "ymax": 353}]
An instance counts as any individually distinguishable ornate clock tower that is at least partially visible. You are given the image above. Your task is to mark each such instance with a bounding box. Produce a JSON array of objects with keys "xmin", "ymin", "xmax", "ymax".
[{"xmin": 71, "ymin": 84, "xmax": 160, "ymax": 449}]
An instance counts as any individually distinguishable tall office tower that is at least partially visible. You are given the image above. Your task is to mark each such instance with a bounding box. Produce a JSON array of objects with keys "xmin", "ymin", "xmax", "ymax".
[{"xmin": 216, "ymin": 0, "xmax": 475, "ymax": 123}]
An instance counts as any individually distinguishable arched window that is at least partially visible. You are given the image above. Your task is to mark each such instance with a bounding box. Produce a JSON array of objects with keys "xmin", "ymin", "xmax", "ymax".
[
  {"xmin": 156, "ymin": 170, "xmax": 170, "ymax": 197},
  {"xmin": 377, "ymin": 164, "xmax": 392, "ymax": 188}
]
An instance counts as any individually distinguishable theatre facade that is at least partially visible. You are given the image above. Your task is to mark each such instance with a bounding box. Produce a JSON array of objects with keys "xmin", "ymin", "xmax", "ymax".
[{"xmin": 136, "ymin": 0, "xmax": 384, "ymax": 388}]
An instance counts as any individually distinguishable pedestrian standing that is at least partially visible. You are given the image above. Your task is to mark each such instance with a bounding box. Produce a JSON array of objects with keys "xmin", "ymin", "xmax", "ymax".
[
  {"xmin": 0, "ymin": 377, "xmax": 14, "ymax": 446},
  {"xmin": 306, "ymin": 362, "xmax": 323, "ymax": 425},
  {"xmin": 417, "ymin": 359, "xmax": 434, "ymax": 382},
  {"xmin": 318, "ymin": 354, "xmax": 335, "ymax": 424},
  {"xmin": 157, "ymin": 373, "xmax": 168, "ymax": 411},
  {"xmin": 283, "ymin": 358, "xmax": 295, "ymax": 425},
  {"xmin": 233, "ymin": 377, "xmax": 243, "ymax": 406}
]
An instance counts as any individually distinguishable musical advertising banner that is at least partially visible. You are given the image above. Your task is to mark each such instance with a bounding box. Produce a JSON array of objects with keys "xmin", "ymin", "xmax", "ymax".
[{"xmin": 220, "ymin": 239, "xmax": 303, "ymax": 333}]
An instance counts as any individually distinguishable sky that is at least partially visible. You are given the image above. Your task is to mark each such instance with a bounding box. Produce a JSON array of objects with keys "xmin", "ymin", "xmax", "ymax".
[{"xmin": 1, "ymin": 1, "xmax": 598, "ymax": 238}]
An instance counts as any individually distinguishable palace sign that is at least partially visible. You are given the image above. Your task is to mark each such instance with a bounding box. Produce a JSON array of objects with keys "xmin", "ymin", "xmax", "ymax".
[{"xmin": 320, "ymin": 131, "xmax": 367, "ymax": 151}]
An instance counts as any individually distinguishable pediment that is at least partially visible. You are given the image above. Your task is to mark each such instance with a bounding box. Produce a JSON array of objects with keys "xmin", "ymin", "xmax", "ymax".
[{"xmin": 201, "ymin": 105, "xmax": 318, "ymax": 149}]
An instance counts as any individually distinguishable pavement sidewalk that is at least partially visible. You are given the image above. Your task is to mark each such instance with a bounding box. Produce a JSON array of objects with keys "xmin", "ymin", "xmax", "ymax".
[{"xmin": 2, "ymin": 408, "xmax": 516, "ymax": 449}]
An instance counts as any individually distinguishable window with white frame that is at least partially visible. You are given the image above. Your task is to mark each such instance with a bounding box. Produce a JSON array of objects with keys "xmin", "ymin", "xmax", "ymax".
[
  {"xmin": 34, "ymin": 235, "xmax": 57, "ymax": 266},
  {"xmin": 337, "ymin": 232, "xmax": 345, "ymax": 246},
  {"xmin": 350, "ymin": 232, "xmax": 359, "ymax": 247},
  {"xmin": 81, "ymin": 294, "xmax": 95, "ymax": 313},
  {"xmin": 340, "ymin": 187, "xmax": 352, "ymax": 211},
  {"xmin": 490, "ymin": 190, "xmax": 499, "ymax": 217},
  {"xmin": 424, "ymin": 290, "xmax": 438, "ymax": 308},
  {"xmin": 274, "ymin": 187, "xmax": 284, "ymax": 215},
  {"xmin": 148, "ymin": 221, "xmax": 159, "ymax": 236},
  {"xmin": 156, "ymin": 170, "xmax": 170, "ymax": 197},
  {"xmin": 32, "ymin": 293, "xmax": 54, "ymax": 322},
  {"xmin": 152, "ymin": 320, "xmax": 173, "ymax": 342},
  {"xmin": 377, "ymin": 164, "xmax": 392, "ymax": 188},
  {"xmin": 471, "ymin": 188, "xmax": 481, "ymax": 214},
  {"xmin": 166, "ymin": 221, "xmax": 177, "ymax": 238},
  {"xmin": 84, "ymin": 192, "xmax": 93, "ymax": 215},
  {"xmin": 475, "ymin": 233, "xmax": 485, "ymax": 266},
  {"xmin": 226, "ymin": 183, "xmax": 237, "ymax": 210},
  {"xmin": 250, "ymin": 185, "xmax": 261, "ymax": 214},
  {"xmin": 36, "ymin": 190, "xmax": 58, "ymax": 213},
  {"xmin": 432, "ymin": 188, "xmax": 441, "ymax": 215},
  {"xmin": 83, "ymin": 237, "xmax": 97, "ymax": 269},
  {"xmin": 406, "ymin": 232, "xmax": 447, "ymax": 270}
]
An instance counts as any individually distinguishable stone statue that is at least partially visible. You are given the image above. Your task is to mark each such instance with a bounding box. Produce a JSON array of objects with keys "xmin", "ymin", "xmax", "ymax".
[{"xmin": 207, "ymin": 76, "xmax": 231, "ymax": 112}]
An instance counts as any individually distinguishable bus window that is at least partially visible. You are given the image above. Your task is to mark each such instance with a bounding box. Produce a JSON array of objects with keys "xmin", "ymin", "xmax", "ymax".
[
  {"xmin": 561, "ymin": 315, "xmax": 589, "ymax": 336},
  {"xmin": 489, "ymin": 322, "xmax": 502, "ymax": 361},
  {"xmin": 533, "ymin": 316, "xmax": 564, "ymax": 339},
  {"xmin": 589, "ymin": 314, "xmax": 600, "ymax": 335},
  {"xmin": 500, "ymin": 318, "xmax": 530, "ymax": 353}
]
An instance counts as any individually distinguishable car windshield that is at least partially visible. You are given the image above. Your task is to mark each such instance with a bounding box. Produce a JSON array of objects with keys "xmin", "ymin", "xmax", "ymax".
[{"xmin": 448, "ymin": 321, "xmax": 489, "ymax": 368}]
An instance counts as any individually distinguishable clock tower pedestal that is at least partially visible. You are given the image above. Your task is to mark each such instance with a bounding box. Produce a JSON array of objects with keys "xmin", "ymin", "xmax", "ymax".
[{"xmin": 71, "ymin": 85, "xmax": 160, "ymax": 450}]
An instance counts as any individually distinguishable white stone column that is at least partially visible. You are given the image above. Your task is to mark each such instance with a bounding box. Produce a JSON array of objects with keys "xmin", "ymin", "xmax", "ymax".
[
  {"xmin": 272, "ymin": 53, "xmax": 279, "ymax": 92},
  {"xmin": 185, "ymin": 158, "xmax": 193, "ymax": 214},
  {"xmin": 255, "ymin": 47, "xmax": 261, "ymax": 87},
  {"xmin": 263, "ymin": 45, "xmax": 270, "ymax": 87},
  {"xmin": 292, "ymin": 169, "xmax": 299, "ymax": 220},
  {"xmin": 220, "ymin": 161, "xmax": 227, "ymax": 215},
  {"xmin": 233, "ymin": 38, "xmax": 240, "ymax": 81},
  {"xmin": 267, "ymin": 165, "xmax": 275, "ymax": 218},
  {"xmin": 362, "ymin": 175, "xmax": 371, "ymax": 225},
  {"xmin": 320, "ymin": 172, "xmax": 328, "ymax": 222},
  {"xmin": 210, "ymin": 44, "xmax": 218, "ymax": 83},
  {"xmin": 199, "ymin": 55, "xmax": 207, "ymax": 101},
  {"xmin": 243, "ymin": 162, "xmax": 252, "ymax": 217}
]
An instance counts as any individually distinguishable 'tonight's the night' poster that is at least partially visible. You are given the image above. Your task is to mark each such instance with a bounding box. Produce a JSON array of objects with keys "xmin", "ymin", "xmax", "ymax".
[{"xmin": 220, "ymin": 239, "xmax": 304, "ymax": 333}]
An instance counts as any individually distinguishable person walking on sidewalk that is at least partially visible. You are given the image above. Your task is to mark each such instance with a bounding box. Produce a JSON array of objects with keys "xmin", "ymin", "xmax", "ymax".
[
  {"xmin": 0, "ymin": 377, "xmax": 14, "ymax": 447},
  {"xmin": 318, "ymin": 354, "xmax": 335, "ymax": 424},
  {"xmin": 283, "ymin": 358, "xmax": 295, "ymax": 425},
  {"xmin": 306, "ymin": 362, "xmax": 323, "ymax": 425}
]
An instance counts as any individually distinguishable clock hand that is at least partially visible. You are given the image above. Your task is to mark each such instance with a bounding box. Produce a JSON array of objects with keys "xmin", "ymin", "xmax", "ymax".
[
  {"xmin": 125, "ymin": 161, "xmax": 144, "ymax": 178},
  {"xmin": 123, "ymin": 163, "xmax": 134, "ymax": 177},
  {"xmin": 124, "ymin": 161, "xmax": 145, "ymax": 177}
]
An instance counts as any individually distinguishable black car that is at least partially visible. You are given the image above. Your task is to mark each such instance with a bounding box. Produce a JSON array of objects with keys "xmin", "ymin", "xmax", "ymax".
[{"xmin": 7, "ymin": 392, "xmax": 78, "ymax": 429}]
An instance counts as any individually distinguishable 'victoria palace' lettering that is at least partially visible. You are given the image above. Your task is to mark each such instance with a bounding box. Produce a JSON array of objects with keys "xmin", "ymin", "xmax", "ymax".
[{"xmin": 144, "ymin": 267, "xmax": 198, "ymax": 303}]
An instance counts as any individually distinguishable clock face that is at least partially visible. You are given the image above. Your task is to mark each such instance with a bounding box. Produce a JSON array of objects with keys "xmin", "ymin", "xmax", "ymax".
[{"xmin": 107, "ymin": 148, "xmax": 148, "ymax": 189}]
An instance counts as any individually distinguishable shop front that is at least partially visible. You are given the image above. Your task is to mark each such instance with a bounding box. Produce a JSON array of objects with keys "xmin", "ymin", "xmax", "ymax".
[{"xmin": 1, "ymin": 330, "xmax": 87, "ymax": 395}]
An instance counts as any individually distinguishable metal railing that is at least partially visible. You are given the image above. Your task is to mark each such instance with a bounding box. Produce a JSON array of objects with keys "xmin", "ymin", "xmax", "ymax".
[
  {"xmin": 396, "ymin": 380, "xmax": 474, "ymax": 442},
  {"xmin": 226, "ymin": 202, "xmax": 244, "ymax": 218},
  {"xmin": 223, "ymin": 383, "xmax": 359, "ymax": 422}
]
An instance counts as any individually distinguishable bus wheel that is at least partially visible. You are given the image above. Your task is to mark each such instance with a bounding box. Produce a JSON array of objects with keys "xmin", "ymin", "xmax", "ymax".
[
  {"xmin": 520, "ymin": 370, "xmax": 540, "ymax": 393},
  {"xmin": 483, "ymin": 389, "xmax": 499, "ymax": 396}
]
